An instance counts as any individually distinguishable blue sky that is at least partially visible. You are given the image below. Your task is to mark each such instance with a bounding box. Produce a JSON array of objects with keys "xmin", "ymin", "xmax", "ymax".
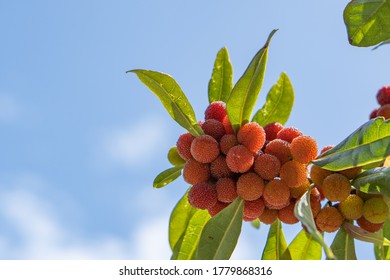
[{"xmin": 0, "ymin": 0, "xmax": 388, "ymax": 259}]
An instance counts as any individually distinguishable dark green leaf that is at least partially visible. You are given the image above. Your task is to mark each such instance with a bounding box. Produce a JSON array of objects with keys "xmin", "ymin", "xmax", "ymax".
[
  {"xmin": 252, "ymin": 72, "xmax": 294, "ymax": 126},
  {"xmin": 313, "ymin": 118, "xmax": 390, "ymax": 171},
  {"xmin": 208, "ymin": 47, "xmax": 233, "ymax": 103},
  {"xmin": 128, "ymin": 70, "xmax": 203, "ymax": 136},
  {"xmin": 375, "ymin": 219, "xmax": 390, "ymax": 259},
  {"xmin": 226, "ymin": 29, "xmax": 278, "ymax": 133},
  {"xmin": 284, "ymin": 229, "xmax": 322, "ymax": 260},
  {"xmin": 262, "ymin": 220, "xmax": 290, "ymax": 260},
  {"xmin": 352, "ymin": 167, "xmax": 390, "ymax": 196},
  {"xmin": 343, "ymin": 222, "xmax": 390, "ymax": 245},
  {"xmin": 196, "ymin": 197, "xmax": 244, "ymax": 260},
  {"xmin": 153, "ymin": 166, "xmax": 182, "ymax": 189},
  {"xmin": 329, "ymin": 226, "xmax": 357, "ymax": 260},
  {"xmin": 294, "ymin": 186, "xmax": 336, "ymax": 259},
  {"xmin": 344, "ymin": 0, "xmax": 390, "ymax": 47}
]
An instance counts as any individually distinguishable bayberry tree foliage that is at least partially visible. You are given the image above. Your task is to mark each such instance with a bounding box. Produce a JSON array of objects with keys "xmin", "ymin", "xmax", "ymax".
[{"xmin": 128, "ymin": 2, "xmax": 390, "ymax": 260}]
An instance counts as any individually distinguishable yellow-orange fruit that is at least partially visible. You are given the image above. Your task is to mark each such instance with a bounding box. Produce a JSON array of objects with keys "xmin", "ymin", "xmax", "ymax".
[
  {"xmin": 276, "ymin": 127, "xmax": 303, "ymax": 143},
  {"xmin": 279, "ymin": 160, "xmax": 308, "ymax": 188},
  {"xmin": 237, "ymin": 122, "xmax": 266, "ymax": 153},
  {"xmin": 202, "ymin": 119, "xmax": 226, "ymax": 141},
  {"xmin": 357, "ymin": 216, "xmax": 384, "ymax": 233},
  {"xmin": 215, "ymin": 177, "xmax": 237, "ymax": 203},
  {"xmin": 236, "ymin": 172, "xmax": 264, "ymax": 201},
  {"xmin": 309, "ymin": 165, "xmax": 332, "ymax": 186},
  {"xmin": 338, "ymin": 167, "xmax": 362, "ymax": 180},
  {"xmin": 310, "ymin": 195, "xmax": 322, "ymax": 218},
  {"xmin": 190, "ymin": 135, "xmax": 220, "ymax": 163},
  {"xmin": 208, "ymin": 201, "xmax": 229, "ymax": 217},
  {"xmin": 262, "ymin": 179, "xmax": 291, "ymax": 210},
  {"xmin": 226, "ymin": 145, "xmax": 254, "ymax": 173},
  {"xmin": 362, "ymin": 197, "xmax": 389, "ymax": 224},
  {"xmin": 210, "ymin": 155, "xmax": 232, "ymax": 178},
  {"xmin": 322, "ymin": 173, "xmax": 351, "ymax": 202},
  {"xmin": 188, "ymin": 182, "xmax": 217, "ymax": 210},
  {"xmin": 259, "ymin": 208, "xmax": 278, "ymax": 224},
  {"xmin": 338, "ymin": 194, "xmax": 364, "ymax": 220},
  {"xmin": 289, "ymin": 179, "xmax": 310, "ymax": 199},
  {"xmin": 253, "ymin": 153, "xmax": 281, "ymax": 180},
  {"xmin": 315, "ymin": 206, "xmax": 344, "ymax": 233},
  {"xmin": 278, "ymin": 200, "xmax": 299, "ymax": 224},
  {"xmin": 244, "ymin": 198, "xmax": 265, "ymax": 219},
  {"xmin": 377, "ymin": 104, "xmax": 390, "ymax": 119},
  {"xmin": 183, "ymin": 159, "xmax": 210, "ymax": 185},
  {"xmin": 290, "ymin": 135, "xmax": 318, "ymax": 164},
  {"xmin": 176, "ymin": 132, "xmax": 195, "ymax": 160},
  {"xmin": 265, "ymin": 139, "xmax": 292, "ymax": 164},
  {"xmin": 219, "ymin": 134, "xmax": 238, "ymax": 155}
]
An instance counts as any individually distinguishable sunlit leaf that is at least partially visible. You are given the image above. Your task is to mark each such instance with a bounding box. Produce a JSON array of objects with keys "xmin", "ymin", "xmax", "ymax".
[
  {"xmin": 343, "ymin": 222, "xmax": 390, "ymax": 245},
  {"xmin": 262, "ymin": 220, "xmax": 290, "ymax": 260},
  {"xmin": 352, "ymin": 167, "xmax": 390, "ymax": 196},
  {"xmin": 153, "ymin": 166, "xmax": 182, "ymax": 189},
  {"xmin": 208, "ymin": 47, "xmax": 233, "ymax": 103},
  {"xmin": 375, "ymin": 220, "xmax": 390, "ymax": 259},
  {"xmin": 251, "ymin": 219, "xmax": 261, "ymax": 229},
  {"xmin": 329, "ymin": 226, "xmax": 357, "ymax": 260},
  {"xmin": 284, "ymin": 229, "xmax": 322, "ymax": 260}
]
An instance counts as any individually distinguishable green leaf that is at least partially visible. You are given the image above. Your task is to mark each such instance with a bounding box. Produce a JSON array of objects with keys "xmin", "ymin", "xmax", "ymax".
[
  {"xmin": 196, "ymin": 197, "xmax": 244, "ymax": 260},
  {"xmin": 171, "ymin": 210, "xmax": 210, "ymax": 260},
  {"xmin": 375, "ymin": 220, "xmax": 390, "ymax": 259},
  {"xmin": 343, "ymin": 222, "xmax": 390, "ymax": 245},
  {"xmin": 167, "ymin": 146, "xmax": 186, "ymax": 167},
  {"xmin": 226, "ymin": 29, "xmax": 278, "ymax": 133},
  {"xmin": 312, "ymin": 118, "xmax": 390, "ymax": 171},
  {"xmin": 352, "ymin": 167, "xmax": 390, "ymax": 196},
  {"xmin": 128, "ymin": 70, "xmax": 203, "ymax": 137},
  {"xmin": 251, "ymin": 219, "xmax": 261, "ymax": 229},
  {"xmin": 262, "ymin": 220, "xmax": 290, "ymax": 260},
  {"xmin": 153, "ymin": 166, "xmax": 182, "ymax": 189},
  {"xmin": 344, "ymin": 0, "xmax": 390, "ymax": 47},
  {"xmin": 284, "ymin": 229, "xmax": 322, "ymax": 260},
  {"xmin": 294, "ymin": 186, "xmax": 336, "ymax": 259},
  {"xmin": 252, "ymin": 72, "xmax": 294, "ymax": 126},
  {"xmin": 329, "ymin": 226, "xmax": 357, "ymax": 260},
  {"xmin": 208, "ymin": 47, "xmax": 233, "ymax": 103}
]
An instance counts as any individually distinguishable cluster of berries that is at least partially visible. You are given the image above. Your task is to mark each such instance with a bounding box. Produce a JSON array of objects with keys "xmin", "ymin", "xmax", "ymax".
[
  {"xmin": 310, "ymin": 151, "xmax": 389, "ymax": 233},
  {"xmin": 176, "ymin": 101, "xmax": 319, "ymax": 223},
  {"xmin": 370, "ymin": 86, "xmax": 390, "ymax": 120}
]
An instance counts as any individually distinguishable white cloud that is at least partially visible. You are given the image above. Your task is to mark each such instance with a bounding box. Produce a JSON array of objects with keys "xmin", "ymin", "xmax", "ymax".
[{"xmin": 0, "ymin": 95, "xmax": 21, "ymax": 122}]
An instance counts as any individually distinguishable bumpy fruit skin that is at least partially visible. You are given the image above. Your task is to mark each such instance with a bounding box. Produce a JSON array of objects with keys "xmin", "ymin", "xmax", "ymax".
[
  {"xmin": 357, "ymin": 216, "xmax": 384, "ymax": 233},
  {"xmin": 176, "ymin": 133, "xmax": 195, "ymax": 160},
  {"xmin": 183, "ymin": 159, "xmax": 210, "ymax": 185},
  {"xmin": 215, "ymin": 177, "xmax": 237, "ymax": 203},
  {"xmin": 278, "ymin": 200, "xmax": 299, "ymax": 224},
  {"xmin": 322, "ymin": 173, "xmax": 351, "ymax": 202},
  {"xmin": 370, "ymin": 108, "xmax": 379, "ymax": 119},
  {"xmin": 259, "ymin": 208, "xmax": 278, "ymax": 224},
  {"xmin": 190, "ymin": 135, "xmax": 220, "ymax": 163},
  {"xmin": 262, "ymin": 179, "xmax": 290, "ymax": 210},
  {"xmin": 188, "ymin": 182, "xmax": 217, "ymax": 210},
  {"xmin": 290, "ymin": 135, "xmax": 318, "ymax": 164},
  {"xmin": 362, "ymin": 197, "xmax": 389, "ymax": 224},
  {"xmin": 309, "ymin": 165, "xmax": 332, "ymax": 186},
  {"xmin": 338, "ymin": 194, "xmax": 364, "ymax": 220},
  {"xmin": 265, "ymin": 139, "xmax": 292, "ymax": 164},
  {"xmin": 315, "ymin": 207, "xmax": 344, "ymax": 233},
  {"xmin": 222, "ymin": 115, "xmax": 235, "ymax": 135},
  {"xmin": 226, "ymin": 145, "xmax": 254, "ymax": 173},
  {"xmin": 377, "ymin": 86, "xmax": 390, "ymax": 106},
  {"xmin": 310, "ymin": 195, "xmax": 322, "ymax": 218},
  {"xmin": 208, "ymin": 201, "xmax": 229, "ymax": 217},
  {"xmin": 236, "ymin": 172, "xmax": 264, "ymax": 201},
  {"xmin": 264, "ymin": 122, "xmax": 284, "ymax": 141},
  {"xmin": 205, "ymin": 101, "xmax": 227, "ymax": 122},
  {"xmin": 202, "ymin": 119, "xmax": 226, "ymax": 141},
  {"xmin": 210, "ymin": 155, "xmax": 233, "ymax": 178},
  {"xmin": 377, "ymin": 104, "xmax": 390, "ymax": 119},
  {"xmin": 244, "ymin": 198, "xmax": 265, "ymax": 219},
  {"xmin": 168, "ymin": 146, "xmax": 186, "ymax": 166},
  {"xmin": 276, "ymin": 127, "xmax": 303, "ymax": 143},
  {"xmin": 279, "ymin": 160, "xmax": 308, "ymax": 188},
  {"xmin": 253, "ymin": 153, "xmax": 281, "ymax": 180},
  {"xmin": 237, "ymin": 122, "xmax": 266, "ymax": 153},
  {"xmin": 290, "ymin": 179, "xmax": 310, "ymax": 199},
  {"xmin": 320, "ymin": 145, "xmax": 334, "ymax": 155},
  {"xmin": 219, "ymin": 134, "xmax": 238, "ymax": 155},
  {"xmin": 338, "ymin": 167, "xmax": 362, "ymax": 180}
]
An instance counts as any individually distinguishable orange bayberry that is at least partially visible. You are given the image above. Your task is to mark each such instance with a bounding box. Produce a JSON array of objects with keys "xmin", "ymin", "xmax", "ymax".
[
  {"xmin": 262, "ymin": 179, "xmax": 290, "ymax": 210},
  {"xmin": 210, "ymin": 155, "xmax": 232, "ymax": 178},
  {"xmin": 377, "ymin": 86, "xmax": 390, "ymax": 106},
  {"xmin": 259, "ymin": 208, "xmax": 278, "ymax": 224},
  {"xmin": 215, "ymin": 177, "xmax": 237, "ymax": 203},
  {"xmin": 309, "ymin": 165, "xmax": 332, "ymax": 186},
  {"xmin": 205, "ymin": 101, "xmax": 227, "ymax": 122},
  {"xmin": 219, "ymin": 134, "xmax": 238, "ymax": 155},
  {"xmin": 279, "ymin": 160, "xmax": 308, "ymax": 188},
  {"xmin": 377, "ymin": 104, "xmax": 390, "ymax": 119},
  {"xmin": 276, "ymin": 127, "xmax": 303, "ymax": 143},
  {"xmin": 278, "ymin": 200, "xmax": 299, "ymax": 224},
  {"xmin": 322, "ymin": 173, "xmax": 351, "ymax": 202},
  {"xmin": 226, "ymin": 145, "xmax": 254, "ymax": 173},
  {"xmin": 315, "ymin": 206, "xmax": 344, "ymax": 233},
  {"xmin": 183, "ymin": 159, "xmax": 210, "ymax": 185},
  {"xmin": 244, "ymin": 198, "xmax": 265, "ymax": 220},
  {"xmin": 264, "ymin": 122, "xmax": 284, "ymax": 141},
  {"xmin": 208, "ymin": 201, "xmax": 229, "ymax": 217},
  {"xmin": 202, "ymin": 119, "xmax": 226, "ymax": 141},
  {"xmin": 222, "ymin": 115, "xmax": 235, "ymax": 135},
  {"xmin": 176, "ymin": 132, "xmax": 195, "ymax": 160},
  {"xmin": 357, "ymin": 216, "xmax": 384, "ymax": 233},
  {"xmin": 237, "ymin": 122, "xmax": 266, "ymax": 153},
  {"xmin": 253, "ymin": 153, "xmax": 281, "ymax": 180},
  {"xmin": 188, "ymin": 182, "xmax": 217, "ymax": 210},
  {"xmin": 190, "ymin": 135, "xmax": 220, "ymax": 163},
  {"xmin": 290, "ymin": 135, "xmax": 318, "ymax": 164},
  {"xmin": 236, "ymin": 172, "xmax": 264, "ymax": 201},
  {"xmin": 265, "ymin": 139, "xmax": 292, "ymax": 164}
]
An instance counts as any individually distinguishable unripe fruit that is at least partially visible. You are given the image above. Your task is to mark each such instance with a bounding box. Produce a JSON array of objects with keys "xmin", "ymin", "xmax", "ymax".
[
  {"xmin": 208, "ymin": 201, "xmax": 229, "ymax": 217},
  {"xmin": 183, "ymin": 159, "xmax": 210, "ymax": 185},
  {"xmin": 265, "ymin": 139, "xmax": 292, "ymax": 164},
  {"xmin": 210, "ymin": 155, "xmax": 232, "ymax": 178},
  {"xmin": 226, "ymin": 145, "xmax": 254, "ymax": 173},
  {"xmin": 357, "ymin": 216, "xmax": 384, "ymax": 233},
  {"xmin": 176, "ymin": 132, "xmax": 195, "ymax": 160},
  {"xmin": 253, "ymin": 153, "xmax": 281, "ymax": 180},
  {"xmin": 237, "ymin": 122, "xmax": 266, "ymax": 153},
  {"xmin": 276, "ymin": 127, "xmax": 303, "ymax": 143},
  {"xmin": 188, "ymin": 182, "xmax": 217, "ymax": 210},
  {"xmin": 315, "ymin": 206, "xmax": 344, "ymax": 233},
  {"xmin": 236, "ymin": 172, "xmax": 264, "ymax": 201},
  {"xmin": 279, "ymin": 160, "xmax": 308, "ymax": 188},
  {"xmin": 377, "ymin": 86, "xmax": 390, "ymax": 106},
  {"xmin": 377, "ymin": 104, "xmax": 390, "ymax": 119},
  {"xmin": 290, "ymin": 135, "xmax": 318, "ymax": 164},
  {"xmin": 262, "ymin": 179, "xmax": 290, "ymax": 210},
  {"xmin": 244, "ymin": 198, "xmax": 265, "ymax": 219},
  {"xmin": 190, "ymin": 135, "xmax": 220, "ymax": 163},
  {"xmin": 322, "ymin": 173, "xmax": 351, "ymax": 202},
  {"xmin": 309, "ymin": 165, "xmax": 332, "ymax": 186},
  {"xmin": 202, "ymin": 119, "xmax": 226, "ymax": 141},
  {"xmin": 205, "ymin": 101, "xmax": 227, "ymax": 122},
  {"xmin": 219, "ymin": 134, "xmax": 238, "ymax": 155},
  {"xmin": 338, "ymin": 194, "xmax": 364, "ymax": 220},
  {"xmin": 259, "ymin": 208, "xmax": 278, "ymax": 224},
  {"xmin": 168, "ymin": 146, "xmax": 186, "ymax": 166},
  {"xmin": 278, "ymin": 200, "xmax": 299, "ymax": 224},
  {"xmin": 338, "ymin": 167, "xmax": 362, "ymax": 180},
  {"xmin": 362, "ymin": 197, "xmax": 389, "ymax": 224},
  {"xmin": 264, "ymin": 122, "xmax": 284, "ymax": 141},
  {"xmin": 215, "ymin": 177, "xmax": 237, "ymax": 203}
]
